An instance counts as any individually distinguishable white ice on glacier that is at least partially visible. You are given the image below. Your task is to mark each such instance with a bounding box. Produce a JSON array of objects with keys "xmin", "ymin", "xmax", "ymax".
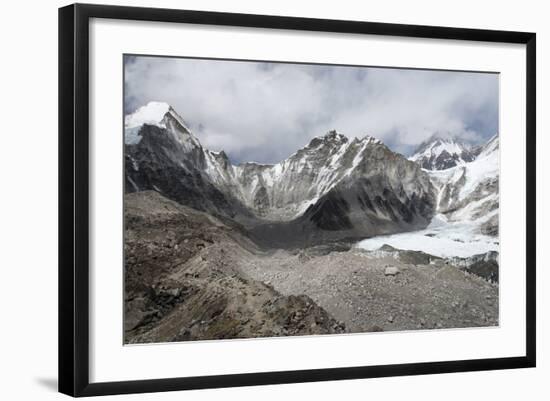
[
  {"xmin": 458, "ymin": 146, "xmax": 498, "ymax": 201},
  {"xmin": 356, "ymin": 212, "xmax": 499, "ymax": 258}
]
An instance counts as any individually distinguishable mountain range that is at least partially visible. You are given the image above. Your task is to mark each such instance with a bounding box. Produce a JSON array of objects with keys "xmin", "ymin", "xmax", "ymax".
[
  {"xmin": 125, "ymin": 102, "xmax": 498, "ymax": 248},
  {"xmin": 409, "ymin": 135, "xmax": 484, "ymax": 170},
  {"xmin": 425, "ymin": 134, "xmax": 499, "ymax": 236}
]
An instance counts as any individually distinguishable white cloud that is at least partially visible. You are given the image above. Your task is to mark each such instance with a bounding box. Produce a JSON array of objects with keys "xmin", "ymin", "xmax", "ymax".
[{"xmin": 125, "ymin": 56, "xmax": 498, "ymax": 163}]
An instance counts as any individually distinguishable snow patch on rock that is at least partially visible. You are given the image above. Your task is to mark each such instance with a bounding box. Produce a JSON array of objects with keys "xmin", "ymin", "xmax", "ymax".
[{"xmin": 124, "ymin": 101, "xmax": 171, "ymax": 145}]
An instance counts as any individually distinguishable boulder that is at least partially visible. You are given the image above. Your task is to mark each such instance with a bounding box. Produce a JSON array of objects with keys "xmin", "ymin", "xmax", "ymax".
[{"xmin": 384, "ymin": 266, "xmax": 400, "ymax": 276}]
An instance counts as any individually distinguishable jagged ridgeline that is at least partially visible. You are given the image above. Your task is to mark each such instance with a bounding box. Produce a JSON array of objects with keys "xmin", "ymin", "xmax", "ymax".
[
  {"xmin": 409, "ymin": 134, "xmax": 500, "ymax": 239},
  {"xmin": 125, "ymin": 102, "xmax": 438, "ymax": 247}
]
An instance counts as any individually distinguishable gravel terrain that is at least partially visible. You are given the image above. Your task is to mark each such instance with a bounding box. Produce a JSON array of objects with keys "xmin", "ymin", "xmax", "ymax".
[
  {"xmin": 238, "ymin": 247, "xmax": 498, "ymax": 332},
  {"xmin": 124, "ymin": 191, "xmax": 345, "ymax": 344}
]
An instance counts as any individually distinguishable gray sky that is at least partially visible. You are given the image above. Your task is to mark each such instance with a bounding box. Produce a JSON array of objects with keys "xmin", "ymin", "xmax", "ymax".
[{"xmin": 124, "ymin": 55, "xmax": 499, "ymax": 164}]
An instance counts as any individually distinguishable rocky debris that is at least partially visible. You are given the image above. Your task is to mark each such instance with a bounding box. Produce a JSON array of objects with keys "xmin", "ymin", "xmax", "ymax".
[
  {"xmin": 124, "ymin": 191, "xmax": 345, "ymax": 344},
  {"xmin": 125, "ymin": 284, "xmax": 195, "ymax": 333},
  {"xmin": 448, "ymin": 251, "xmax": 499, "ymax": 283},
  {"xmin": 397, "ymin": 249, "xmax": 438, "ymax": 265},
  {"xmin": 369, "ymin": 325, "xmax": 384, "ymax": 332},
  {"xmin": 464, "ymin": 259, "xmax": 499, "ymax": 283},
  {"xmin": 297, "ymin": 242, "xmax": 352, "ymax": 257},
  {"xmin": 480, "ymin": 214, "xmax": 499, "ymax": 236},
  {"xmin": 384, "ymin": 266, "xmax": 400, "ymax": 276},
  {"xmin": 377, "ymin": 245, "xmax": 498, "ymax": 284},
  {"xmin": 240, "ymin": 247, "xmax": 498, "ymax": 333}
]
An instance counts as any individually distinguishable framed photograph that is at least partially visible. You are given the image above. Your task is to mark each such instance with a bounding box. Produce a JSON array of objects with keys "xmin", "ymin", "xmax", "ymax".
[{"xmin": 59, "ymin": 3, "xmax": 536, "ymax": 397}]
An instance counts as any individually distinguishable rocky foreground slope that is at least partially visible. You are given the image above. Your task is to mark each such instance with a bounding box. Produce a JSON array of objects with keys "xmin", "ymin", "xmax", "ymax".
[{"xmin": 124, "ymin": 191, "xmax": 345, "ymax": 343}]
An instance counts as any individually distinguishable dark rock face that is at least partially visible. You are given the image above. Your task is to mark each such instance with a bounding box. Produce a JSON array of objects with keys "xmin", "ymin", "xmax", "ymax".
[
  {"xmin": 417, "ymin": 149, "xmax": 476, "ymax": 170},
  {"xmin": 125, "ymin": 123, "xmax": 251, "ymax": 220},
  {"xmin": 304, "ymin": 143, "xmax": 436, "ymax": 232},
  {"xmin": 480, "ymin": 215, "xmax": 499, "ymax": 236},
  {"xmin": 468, "ymin": 259, "xmax": 499, "ymax": 283},
  {"xmin": 252, "ymin": 186, "xmax": 270, "ymax": 217},
  {"xmin": 308, "ymin": 173, "xmax": 434, "ymax": 233},
  {"xmin": 308, "ymin": 193, "xmax": 353, "ymax": 231},
  {"xmin": 448, "ymin": 251, "xmax": 499, "ymax": 283}
]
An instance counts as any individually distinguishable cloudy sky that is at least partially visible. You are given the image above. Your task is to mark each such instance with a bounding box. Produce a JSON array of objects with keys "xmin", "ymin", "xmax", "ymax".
[{"xmin": 124, "ymin": 55, "xmax": 499, "ymax": 164}]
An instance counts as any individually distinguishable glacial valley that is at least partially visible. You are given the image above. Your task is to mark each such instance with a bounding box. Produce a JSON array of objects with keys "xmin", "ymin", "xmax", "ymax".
[{"xmin": 124, "ymin": 102, "xmax": 500, "ymax": 343}]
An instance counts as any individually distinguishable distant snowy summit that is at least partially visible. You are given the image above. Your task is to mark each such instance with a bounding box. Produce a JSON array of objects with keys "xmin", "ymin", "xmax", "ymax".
[
  {"xmin": 124, "ymin": 101, "xmax": 194, "ymax": 145},
  {"xmin": 409, "ymin": 135, "xmax": 479, "ymax": 170}
]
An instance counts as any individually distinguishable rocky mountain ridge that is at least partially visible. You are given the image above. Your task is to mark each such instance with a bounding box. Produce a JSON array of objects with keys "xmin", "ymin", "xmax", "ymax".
[
  {"xmin": 409, "ymin": 135, "xmax": 480, "ymax": 170},
  {"xmin": 425, "ymin": 134, "xmax": 499, "ymax": 236},
  {"xmin": 125, "ymin": 102, "xmax": 437, "ymax": 246}
]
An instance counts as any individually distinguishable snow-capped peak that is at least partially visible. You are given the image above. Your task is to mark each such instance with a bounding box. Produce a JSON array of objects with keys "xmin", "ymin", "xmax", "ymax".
[
  {"xmin": 359, "ymin": 135, "xmax": 382, "ymax": 145},
  {"xmin": 324, "ymin": 130, "xmax": 346, "ymax": 140},
  {"xmin": 409, "ymin": 135, "xmax": 476, "ymax": 170},
  {"xmin": 305, "ymin": 130, "xmax": 347, "ymax": 147},
  {"xmin": 412, "ymin": 137, "xmax": 467, "ymax": 160},
  {"xmin": 125, "ymin": 101, "xmax": 171, "ymax": 129},
  {"xmin": 124, "ymin": 101, "xmax": 196, "ymax": 146}
]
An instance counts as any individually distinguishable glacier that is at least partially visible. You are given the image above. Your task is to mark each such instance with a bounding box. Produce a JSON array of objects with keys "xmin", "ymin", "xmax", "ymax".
[{"xmin": 358, "ymin": 134, "xmax": 499, "ymax": 257}]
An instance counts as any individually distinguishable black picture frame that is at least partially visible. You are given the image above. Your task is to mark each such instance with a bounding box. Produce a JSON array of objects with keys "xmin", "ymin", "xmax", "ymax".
[{"xmin": 59, "ymin": 3, "xmax": 536, "ymax": 397}]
